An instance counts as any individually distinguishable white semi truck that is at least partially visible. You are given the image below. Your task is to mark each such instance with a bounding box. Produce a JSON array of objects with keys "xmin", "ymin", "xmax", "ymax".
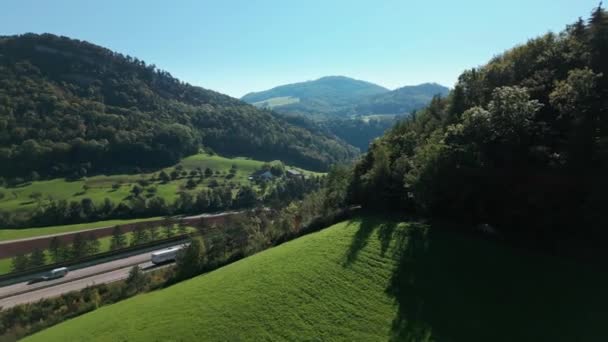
[{"xmin": 151, "ymin": 246, "xmax": 184, "ymax": 264}]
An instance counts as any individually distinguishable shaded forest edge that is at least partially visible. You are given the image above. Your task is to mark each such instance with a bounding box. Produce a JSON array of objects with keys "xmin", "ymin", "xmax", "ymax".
[{"xmin": 346, "ymin": 6, "xmax": 608, "ymax": 257}]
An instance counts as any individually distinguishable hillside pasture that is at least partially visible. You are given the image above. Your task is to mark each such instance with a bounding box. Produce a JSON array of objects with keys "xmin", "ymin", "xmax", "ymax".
[{"xmin": 25, "ymin": 217, "xmax": 608, "ymax": 341}]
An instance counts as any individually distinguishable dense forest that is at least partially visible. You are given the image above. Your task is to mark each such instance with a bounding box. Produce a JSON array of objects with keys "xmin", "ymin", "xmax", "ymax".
[
  {"xmin": 348, "ymin": 7, "xmax": 608, "ymax": 250},
  {"xmin": 0, "ymin": 34, "xmax": 358, "ymax": 180},
  {"xmin": 281, "ymin": 113, "xmax": 399, "ymax": 151},
  {"xmin": 352, "ymin": 83, "xmax": 449, "ymax": 117}
]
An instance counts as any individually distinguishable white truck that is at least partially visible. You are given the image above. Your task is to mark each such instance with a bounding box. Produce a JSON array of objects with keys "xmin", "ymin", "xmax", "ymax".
[{"xmin": 151, "ymin": 246, "xmax": 184, "ymax": 264}]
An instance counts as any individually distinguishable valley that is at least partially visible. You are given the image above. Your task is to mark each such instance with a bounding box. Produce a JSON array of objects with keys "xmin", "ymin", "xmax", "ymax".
[{"xmin": 1, "ymin": 2, "xmax": 606, "ymax": 341}]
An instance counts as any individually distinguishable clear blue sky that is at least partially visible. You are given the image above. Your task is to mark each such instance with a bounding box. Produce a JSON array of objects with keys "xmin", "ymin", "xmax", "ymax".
[{"xmin": 1, "ymin": 0, "xmax": 600, "ymax": 97}]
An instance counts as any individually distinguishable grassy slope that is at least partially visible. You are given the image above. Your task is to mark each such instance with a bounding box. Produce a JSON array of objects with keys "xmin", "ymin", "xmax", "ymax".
[
  {"xmin": 252, "ymin": 96, "xmax": 300, "ymax": 108},
  {"xmin": 25, "ymin": 217, "xmax": 608, "ymax": 341},
  {"xmin": 0, "ymin": 153, "xmax": 319, "ymax": 216}
]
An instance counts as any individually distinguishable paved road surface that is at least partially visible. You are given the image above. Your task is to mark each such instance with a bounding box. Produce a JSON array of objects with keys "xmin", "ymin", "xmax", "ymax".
[
  {"xmin": 0, "ymin": 264, "xmax": 152, "ymax": 309},
  {"xmin": 0, "ymin": 245, "xmax": 180, "ymax": 309}
]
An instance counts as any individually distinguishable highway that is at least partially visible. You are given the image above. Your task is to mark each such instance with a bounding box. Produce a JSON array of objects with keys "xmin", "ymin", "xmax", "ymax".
[{"xmin": 0, "ymin": 244, "xmax": 181, "ymax": 309}]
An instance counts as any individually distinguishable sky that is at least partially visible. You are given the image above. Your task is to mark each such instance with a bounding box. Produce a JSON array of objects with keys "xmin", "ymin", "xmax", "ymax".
[{"xmin": 0, "ymin": 0, "xmax": 601, "ymax": 98}]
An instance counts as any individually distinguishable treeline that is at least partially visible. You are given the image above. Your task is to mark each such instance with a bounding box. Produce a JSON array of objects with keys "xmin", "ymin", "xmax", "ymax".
[
  {"xmin": 348, "ymin": 7, "xmax": 608, "ymax": 248},
  {"xmin": 0, "ymin": 34, "xmax": 358, "ymax": 179},
  {"xmin": 10, "ymin": 223, "xmax": 188, "ymax": 273},
  {"xmin": 0, "ymin": 171, "xmax": 322, "ymax": 229}
]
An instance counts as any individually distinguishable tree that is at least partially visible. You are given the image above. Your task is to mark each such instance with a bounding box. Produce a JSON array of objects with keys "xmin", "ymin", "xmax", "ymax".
[
  {"xmin": 131, "ymin": 185, "xmax": 143, "ymax": 197},
  {"xmin": 49, "ymin": 236, "xmax": 63, "ymax": 262},
  {"xmin": 125, "ymin": 265, "xmax": 149, "ymax": 293},
  {"xmin": 234, "ymin": 186, "xmax": 257, "ymax": 208},
  {"xmin": 131, "ymin": 226, "xmax": 149, "ymax": 246},
  {"xmin": 29, "ymin": 248, "xmax": 46, "ymax": 267},
  {"xmin": 100, "ymin": 198, "xmax": 115, "ymax": 217},
  {"xmin": 186, "ymin": 178, "xmax": 197, "ymax": 189},
  {"xmin": 81, "ymin": 198, "xmax": 96, "ymax": 218},
  {"xmin": 159, "ymin": 170, "xmax": 170, "ymax": 183},
  {"xmin": 176, "ymin": 191, "xmax": 194, "ymax": 213},
  {"xmin": 175, "ymin": 237, "xmax": 207, "ymax": 280},
  {"xmin": 110, "ymin": 226, "xmax": 128, "ymax": 250},
  {"xmin": 486, "ymin": 86, "xmax": 542, "ymax": 145},
  {"xmin": 147, "ymin": 196, "xmax": 169, "ymax": 215},
  {"xmin": 67, "ymin": 200, "xmax": 83, "ymax": 221},
  {"xmin": 164, "ymin": 223, "xmax": 175, "ymax": 238},
  {"xmin": 178, "ymin": 220, "xmax": 188, "ymax": 235},
  {"xmin": 85, "ymin": 233, "xmax": 101, "ymax": 255},
  {"xmin": 195, "ymin": 190, "xmax": 210, "ymax": 212},
  {"xmin": 72, "ymin": 233, "xmax": 87, "ymax": 258},
  {"xmin": 11, "ymin": 254, "xmax": 29, "ymax": 273},
  {"xmin": 270, "ymin": 162, "xmax": 285, "ymax": 176},
  {"xmin": 170, "ymin": 170, "xmax": 180, "ymax": 180},
  {"xmin": 204, "ymin": 167, "xmax": 213, "ymax": 177},
  {"xmin": 148, "ymin": 225, "xmax": 160, "ymax": 241}
]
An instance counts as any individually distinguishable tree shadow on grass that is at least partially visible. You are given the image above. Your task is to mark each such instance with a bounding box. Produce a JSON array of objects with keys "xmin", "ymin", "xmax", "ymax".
[
  {"xmin": 386, "ymin": 224, "xmax": 608, "ymax": 342},
  {"xmin": 344, "ymin": 216, "xmax": 608, "ymax": 341},
  {"xmin": 343, "ymin": 216, "xmax": 397, "ymax": 266}
]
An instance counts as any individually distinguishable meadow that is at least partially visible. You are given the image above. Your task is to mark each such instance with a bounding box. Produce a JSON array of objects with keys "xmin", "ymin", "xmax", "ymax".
[
  {"xmin": 0, "ymin": 154, "xmax": 273, "ymax": 215},
  {"xmin": 252, "ymin": 96, "xmax": 300, "ymax": 108},
  {"xmin": 0, "ymin": 153, "xmax": 318, "ymax": 229},
  {"xmin": 24, "ymin": 217, "xmax": 608, "ymax": 341}
]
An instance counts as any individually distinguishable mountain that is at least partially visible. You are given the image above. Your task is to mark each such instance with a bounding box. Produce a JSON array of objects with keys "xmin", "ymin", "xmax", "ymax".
[
  {"xmin": 25, "ymin": 218, "xmax": 608, "ymax": 341},
  {"xmin": 242, "ymin": 76, "xmax": 390, "ymax": 118},
  {"xmin": 354, "ymin": 82, "xmax": 449, "ymax": 115},
  {"xmin": 0, "ymin": 34, "xmax": 359, "ymax": 179},
  {"xmin": 241, "ymin": 77, "xmax": 449, "ymax": 119}
]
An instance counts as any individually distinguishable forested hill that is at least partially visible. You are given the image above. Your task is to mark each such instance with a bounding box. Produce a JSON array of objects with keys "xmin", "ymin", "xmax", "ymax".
[
  {"xmin": 242, "ymin": 76, "xmax": 448, "ymax": 119},
  {"xmin": 348, "ymin": 7, "xmax": 608, "ymax": 249},
  {"xmin": 241, "ymin": 76, "xmax": 390, "ymax": 118},
  {"xmin": 0, "ymin": 34, "xmax": 358, "ymax": 179}
]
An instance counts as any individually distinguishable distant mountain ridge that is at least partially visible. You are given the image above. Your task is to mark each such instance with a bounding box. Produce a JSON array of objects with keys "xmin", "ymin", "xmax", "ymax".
[
  {"xmin": 354, "ymin": 82, "xmax": 449, "ymax": 116},
  {"xmin": 242, "ymin": 76, "xmax": 390, "ymax": 118},
  {"xmin": 241, "ymin": 76, "xmax": 449, "ymax": 119}
]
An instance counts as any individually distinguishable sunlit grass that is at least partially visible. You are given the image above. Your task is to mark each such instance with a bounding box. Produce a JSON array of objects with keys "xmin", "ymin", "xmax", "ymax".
[{"xmin": 25, "ymin": 217, "xmax": 608, "ymax": 341}]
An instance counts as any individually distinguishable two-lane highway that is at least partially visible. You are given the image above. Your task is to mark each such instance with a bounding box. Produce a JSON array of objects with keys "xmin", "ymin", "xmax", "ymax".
[{"xmin": 0, "ymin": 244, "xmax": 183, "ymax": 309}]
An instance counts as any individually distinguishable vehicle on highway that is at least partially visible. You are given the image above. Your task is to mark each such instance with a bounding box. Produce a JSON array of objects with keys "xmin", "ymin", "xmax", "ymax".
[
  {"xmin": 151, "ymin": 246, "xmax": 184, "ymax": 264},
  {"xmin": 47, "ymin": 267, "xmax": 69, "ymax": 279},
  {"xmin": 29, "ymin": 267, "xmax": 70, "ymax": 284}
]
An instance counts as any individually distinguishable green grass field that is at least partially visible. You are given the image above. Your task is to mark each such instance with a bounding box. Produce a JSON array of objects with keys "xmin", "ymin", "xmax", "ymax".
[
  {"xmin": 24, "ymin": 217, "xmax": 608, "ymax": 341},
  {"xmin": 0, "ymin": 153, "xmax": 317, "ymax": 218},
  {"xmin": 252, "ymin": 96, "xmax": 300, "ymax": 108},
  {"xmin": 0, "ymin": 154, "xmax": 255, "ymax": 215}
]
